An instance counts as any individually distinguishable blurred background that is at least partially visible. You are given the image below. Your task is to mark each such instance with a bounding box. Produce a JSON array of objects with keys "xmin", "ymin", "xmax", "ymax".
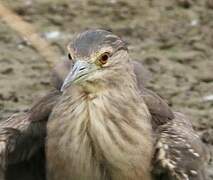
[{"xmin": 0, "ymin": 0, "xmax": 212, "ymax": 178}]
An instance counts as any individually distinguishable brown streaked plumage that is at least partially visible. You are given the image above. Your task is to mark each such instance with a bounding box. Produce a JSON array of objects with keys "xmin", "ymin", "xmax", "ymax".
[
  {"xmin": 52, "ymin": 59, "xmax": 174, "ymax": 131},
  {"xmin": 47, "ymin": 29, "xmax": 153, "ymax": 180},
  {"xmin": 0, "ymin": 29, "xmax": 208, "ymax": 180}
]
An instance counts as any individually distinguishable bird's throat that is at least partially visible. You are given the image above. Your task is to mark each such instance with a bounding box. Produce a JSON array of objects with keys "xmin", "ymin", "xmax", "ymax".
[{"xmin": 47, "ymin": 82, "xmax": 153, "ymax": 180}]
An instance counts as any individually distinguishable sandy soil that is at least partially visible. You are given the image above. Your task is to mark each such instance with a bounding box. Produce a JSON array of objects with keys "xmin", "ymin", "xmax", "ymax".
[{"xmin": 0, "ymin": 0, "xmax": 213, "ymax": 178}]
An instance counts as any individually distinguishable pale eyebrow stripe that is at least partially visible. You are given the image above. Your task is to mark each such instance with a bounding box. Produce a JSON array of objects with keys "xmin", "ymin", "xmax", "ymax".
[{"xmin": 90, "ymin": 46, "xmax": 113, "ymax": 62}]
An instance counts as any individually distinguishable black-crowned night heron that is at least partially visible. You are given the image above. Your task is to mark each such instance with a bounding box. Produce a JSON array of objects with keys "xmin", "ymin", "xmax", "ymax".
[{"xmin": 0, "ymin": 29, "xmax": 207, "ymax": 180}]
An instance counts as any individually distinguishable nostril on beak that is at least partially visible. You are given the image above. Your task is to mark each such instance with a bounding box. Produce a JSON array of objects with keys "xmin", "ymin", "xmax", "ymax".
[{"xmin": 79, "ymin": 67, "xmax": 86, "ymax": 71}]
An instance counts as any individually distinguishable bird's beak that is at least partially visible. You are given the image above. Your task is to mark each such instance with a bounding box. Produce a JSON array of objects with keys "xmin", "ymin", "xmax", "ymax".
[{"xmin": 61, "ymin": 60, "xmax": 95, "ymax": 91}]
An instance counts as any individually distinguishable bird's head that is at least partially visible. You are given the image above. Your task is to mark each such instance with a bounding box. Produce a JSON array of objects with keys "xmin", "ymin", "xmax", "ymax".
[{"xmin": 61, "ymin": 29, "xmax": 134, "ymax": 93}]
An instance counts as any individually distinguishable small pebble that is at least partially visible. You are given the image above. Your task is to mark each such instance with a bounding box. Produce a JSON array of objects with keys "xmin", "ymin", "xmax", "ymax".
[
  {"xmin": 44, "ymin": 31, "xmax": 61, "ymax": 40},
  {"xmin": 203, "ymin": 95, "xmax": 213, "ymax": 101}
]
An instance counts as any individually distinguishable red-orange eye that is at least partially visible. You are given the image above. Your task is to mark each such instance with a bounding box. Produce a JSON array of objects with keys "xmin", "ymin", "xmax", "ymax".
[{"xmin": 99, "ymin": 53, "xmax": 109, "ymax": 65}]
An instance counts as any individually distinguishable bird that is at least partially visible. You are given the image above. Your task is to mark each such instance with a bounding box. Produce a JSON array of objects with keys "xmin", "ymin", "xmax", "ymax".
[
  {"xmin": 0, "ymin": 29, "xmax": 208, "ymax": 180},
  {"xmin": 47, "ymin": 29, "xmax": 154, "ymax": 180}
]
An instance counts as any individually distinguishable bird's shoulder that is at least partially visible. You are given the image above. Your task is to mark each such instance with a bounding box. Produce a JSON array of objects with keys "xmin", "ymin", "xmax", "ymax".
[{"xmin": 140, "ymin": 88, "xmax": 174, "ymax": 129}]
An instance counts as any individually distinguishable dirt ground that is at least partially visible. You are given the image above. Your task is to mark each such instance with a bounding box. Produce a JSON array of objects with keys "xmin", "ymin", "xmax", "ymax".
[{"xmin": 0, "ymin": 0, "xmax": 213, "ymax": 178}]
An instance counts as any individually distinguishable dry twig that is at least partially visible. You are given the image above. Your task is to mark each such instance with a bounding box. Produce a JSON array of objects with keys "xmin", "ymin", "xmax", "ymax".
[{"xmin": 0, "ymin": 3, "xmax": 60, "ymax": 68}]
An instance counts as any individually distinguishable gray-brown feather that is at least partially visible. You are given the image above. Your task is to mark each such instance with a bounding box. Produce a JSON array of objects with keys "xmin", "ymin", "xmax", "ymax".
[
  {"xmin": 153, "ymin": 112, "xmax": 208, "ymax": 180},
  {"xmin": 1, "ymin": 58, "xmax": 206, "ymax": 180},
  {"xmin": 0, "ymin": 90, "xmax": 61, "ymax": 180},
  {"xmin": 47, "ymin": 83, "xmax": 153, "ymax": 180}
]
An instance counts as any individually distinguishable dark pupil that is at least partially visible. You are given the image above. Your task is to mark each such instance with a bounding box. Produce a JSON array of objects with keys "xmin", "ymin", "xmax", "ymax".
[
  {"xmin": 68, "ymin": 53, "xmax": 72, "ymax": 60},
  {"xmin": 101, "ymin": 54, "xmax": 108, "ymax": 61}
]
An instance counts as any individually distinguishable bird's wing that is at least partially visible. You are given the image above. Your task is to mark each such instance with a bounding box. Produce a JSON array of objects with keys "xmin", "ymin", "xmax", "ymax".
[
  {"xmin": 0, "ymin": 89, "xmax": 61, "ymax": 180},
  {"xmin": 140, "ymin": 88, "xmax": 174, "ymax": 130},
  {"xmin": 152, "ymin": 112, "xmax": 208, "ymax": 180},
  {"xmin": 0, "ymin": 113, "xmax": 46, "ymax": 180}
]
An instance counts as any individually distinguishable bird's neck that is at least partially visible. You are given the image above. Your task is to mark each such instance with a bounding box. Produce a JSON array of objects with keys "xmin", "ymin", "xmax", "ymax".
[{"xmin": 48, "ymin": 71, "xmax": 153, "ymax": 180}]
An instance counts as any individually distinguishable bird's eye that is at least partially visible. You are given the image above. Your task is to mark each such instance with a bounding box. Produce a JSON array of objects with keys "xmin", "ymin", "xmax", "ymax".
[
  {"xmin": 68, "ymin": 53, "xmax": 72, "ymax": 61},
  {"xmin": 99, "ymin": 53, "xmax": 109, "ymax": 65}
]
